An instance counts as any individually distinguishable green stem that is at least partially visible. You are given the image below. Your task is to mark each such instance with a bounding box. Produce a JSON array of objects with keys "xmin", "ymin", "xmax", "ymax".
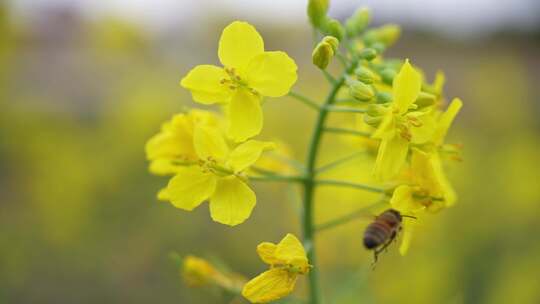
[
  {"xmin": 315, "ymin": 179, "xmax": 387, "ymax": 194},
  {"xmin": 315, "ymin": 199, "xmax": 387, "ymax": 232},
  {"xmin": 324, "ymin": 105, "xmax": 366, "ymax": 114},
  {"xmin": 289, "ymin": 91, "xmax": 320, "ymax": 110},
  {"xmin": 321, "ymin": 70, "xmax": 337, "ymax": 84},
  {"xmin": 302, "ymin": 59, "xmax": 360, "ymax": 304},
  {"xmin": 249, "ymin": 174, "xmax": 305, "ymax": 183},
  {"xmin": 315, "ymin": 151, "xmax": 367, "ymax": 174},
  {"xmin": 323, "ymin": 127, "xmax": 371, "ymax": 138}
]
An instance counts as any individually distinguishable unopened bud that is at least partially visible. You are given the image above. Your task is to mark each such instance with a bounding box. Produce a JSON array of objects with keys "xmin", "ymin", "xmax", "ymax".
[
  {"xmin": 322, "ymin": 36, "xmax": 339, "ymax": 51},
  {"xmin": 307, "ymin": 0, "xmax": 329, "ymax": 28},
  {"xmin": 364, "ymin": 114, "xmax": 382, "ymax": 127},
  {"xmin": 380, "ymin": 68, "xmax": 396, "ymax": 85},
  {"xmin": 354, "ymin": 66, "xmax": 377, "ymax": 84},
  {"xmin": 345, "ymin": 7, "xmax": 371, "ymax": 37},
  {"xmin": 358, "ymin": 48, "xmax": 377, "ymax": 61},
  {"xmin": 312, "ymin": 41, "xmax": 334, "ymax": 69},
  {"xmin": 367, "ymin": 104, "xmax": 387, "ymax": 116},
  {"xmin": 321, "ymin": 18, "xmax": 344, "ymax": 41},
  {"xmin": 376, "ymin": 92, "xmax": 393, "ymax": 104},
  {"xmin": 371, "ymin": 42, "xmax": 386, "ymax": 54},
  {"xmin": 415, "ymin": 92, "xmax": 436, "ymax": 107},
  {"xmin": 183, "ymin": 256, "xmax": 217, "ymax": 287},
  {"xmin": 348, "ymin": 79, "xmax": 375, "ymax": 102},
  {"xmin": 376, "ymin": 24, "xmax": 401, "ymax": 46}
]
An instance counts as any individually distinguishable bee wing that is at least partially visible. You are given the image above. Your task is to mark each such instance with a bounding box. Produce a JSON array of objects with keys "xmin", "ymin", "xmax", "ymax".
[{"xmin": 242, "ymin": 268, "xmax": 297, "ymax": 303}]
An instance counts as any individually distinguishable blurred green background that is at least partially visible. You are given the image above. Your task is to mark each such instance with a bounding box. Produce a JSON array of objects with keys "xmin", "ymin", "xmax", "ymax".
[{"xmin": 1, "ymin": 1, "xmax": 540, "ymax": 303}]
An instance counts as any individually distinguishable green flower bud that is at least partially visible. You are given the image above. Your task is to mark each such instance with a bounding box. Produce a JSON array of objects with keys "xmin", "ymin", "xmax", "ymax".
[
  {"xmin": 415, "ymin": 92, "xmax": 436, "ymax": 107},
  {"xmin": 354, "ymin": 67, "xmax": 377, "ymax": 84},
  {"xmin": 364, "ymin": 114, "xmax": 382, "ymax": 127},
  {"xmin": 321, "ymin": 18, "xmax": 344, "ymax": 41},
  {"xmin": 322, "ymin": 36, "xmax": 339, "ymax": 52},
  {"xmin": 345, "ymin": 7, "xmax": 371, "ymax": 37},
  {"xmin": 367, "ymin": 104, "xmax": 387, "ymax": 117},
  {"xmin": 376, "ymin": 92, "xmax": 393, "ymax": 104},
  {"xmin": 348, "ymin": 79, "xmax": 375, "ymax": 102},
  {"xmin": 358, "ymin": 48, "xmax": 377, "ymax": 61},
  {"xmin": 371, "ymin": 42, "xmax": 386, "ymax": 54},
  {"xmin": 307, "ymin": 0, "xmax": 329, "ymax": 28},
  {"xmin": 376, "ymin": 24, "xmax": 401, "ymax": 46},
  {"xmin": 380, "ymin": 68, "xmax": 396, "ymax": 85},
  {"xmin": 312, "ymin": 41, "xmax": 334, "ymax": 69}
]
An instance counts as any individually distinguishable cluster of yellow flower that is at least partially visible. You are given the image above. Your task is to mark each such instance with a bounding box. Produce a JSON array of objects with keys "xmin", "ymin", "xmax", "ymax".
[{"xmin": 146, "ymin": 2, "xmax": 463, "ymax": 301}]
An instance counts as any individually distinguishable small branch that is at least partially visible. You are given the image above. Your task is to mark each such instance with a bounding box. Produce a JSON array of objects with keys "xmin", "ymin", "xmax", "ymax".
[
  {"xmin": 315, "ymin": 151, "xmax": 367, "ymax": 174},
  {"xmin": 249, "ymin": 174, "xmax": 305, "ymax": 183},
  {"xmin": 314, "ymin": 179, "xmax": 387, "ymax": 193},
  {"xmin": 316, "ymin": 200, "xmax": 387, "ymax": 232},
  {"xmin": 335, "ymin": 52, "xmax": 348, "ymax": 68},
  {"xmin": 324, "ymin": 127, "xmax": 371, "ymax": 138},
  {"xmin": 324, "ymin": 105, "xmax": 366, "ymax": 114},
  {"xmin": 288, "ymin": 91, "xmax": 320, "ymax": 110},
  {"xmin": 321, "ymin": 69, "xmax": 337, "ymax": 84}
]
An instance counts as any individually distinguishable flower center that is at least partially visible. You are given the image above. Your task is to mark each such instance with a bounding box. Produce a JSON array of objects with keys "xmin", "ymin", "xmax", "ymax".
[{"xmin": 220, "ymin": 67, "xmax": 260, "ymax": 96}]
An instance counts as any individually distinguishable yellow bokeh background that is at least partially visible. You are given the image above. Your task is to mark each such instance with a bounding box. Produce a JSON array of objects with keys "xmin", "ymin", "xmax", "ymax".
[{"xmin": 1, "ymin": 2, "xmax": 540, "ymax": 303}]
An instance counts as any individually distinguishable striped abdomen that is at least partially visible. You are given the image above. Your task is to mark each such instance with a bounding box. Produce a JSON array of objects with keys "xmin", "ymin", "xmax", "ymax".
[{"xmin": 363, "ymin": 209, "xmax": 402, "ymax": 249}]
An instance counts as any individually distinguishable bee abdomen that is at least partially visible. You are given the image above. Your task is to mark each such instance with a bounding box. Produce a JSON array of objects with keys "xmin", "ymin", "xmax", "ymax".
[{"xmin": 363, "ymin": 222, "xmax": 392, "ymax": 249}]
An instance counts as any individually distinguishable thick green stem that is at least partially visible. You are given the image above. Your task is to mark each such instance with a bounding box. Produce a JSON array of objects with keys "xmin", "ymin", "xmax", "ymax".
[{"xmin": 302, "ymin": 59, "xmax": 360, "ymax": 304}]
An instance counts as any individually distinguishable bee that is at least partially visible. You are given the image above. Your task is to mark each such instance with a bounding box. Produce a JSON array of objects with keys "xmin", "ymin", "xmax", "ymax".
[{"xmin": 363, "ymin": 209, "xmax": 415, "ymax": 263}]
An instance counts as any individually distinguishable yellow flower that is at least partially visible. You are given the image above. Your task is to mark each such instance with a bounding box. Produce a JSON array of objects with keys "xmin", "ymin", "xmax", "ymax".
[
  {"xmin": 145, "ymin": 109, "xmax": 221, "ymax": 176},
  {"xmin": 166, "ymin": 124, "xmax": 274, "ymax": 226},
  {"xmin": 242, "ymin": 234, "xmax": 310, "ymax": 303},
  {"xmin": 372, "ymin": 59, "xmax": 434, "ymax": 181},
  {"xmin": 180, "ymin": 21, "xmax": 298, "ymax": 142},
  {"xmin": 389, "ymin": 98, "xmax": 462, "ymax": 255},
  {"xmin": 182, "ymin": 255, "xmax": 246, "ymax": 292}
]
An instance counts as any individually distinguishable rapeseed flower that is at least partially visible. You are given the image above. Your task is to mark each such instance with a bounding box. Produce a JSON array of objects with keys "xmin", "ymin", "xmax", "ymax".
[
  {"xmin": 242, "ymin": 233, "xmax": 310, "ymax": 303},
  {"xmin": 183, "ymin": 255, "xmax": 246, "ymax": 292},
  {"xmin": 180, "ymin": 21, "xmax": 298, "ymax": 142},
  {"xmin": 372, "ymin": 59, "xmax": 435, "ymax": 180}
]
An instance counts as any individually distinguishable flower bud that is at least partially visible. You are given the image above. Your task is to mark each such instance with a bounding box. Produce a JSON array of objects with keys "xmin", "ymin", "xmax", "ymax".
[
  {"xmin": 307, "ymin": 0, "xmax": 329, "ymax": 28},
  {"xmin": 377, "ymin": 24, "xmax": 401, "ymax": 46},
  {"xmin": 376, "ymin": 91, "xmax": 393, "ymax": 104},
  {"xmin": 371, "ymin": 42, "xmax": 386, "ymax": 54},
  {"xmin": 367, "ymin": 104, "xmax": 387, "ymax": 117},
  {"xmin": 380, "ymin": 68, "xmax": 396, "ymax": 85},
  {"xmin": 345, "ymin": 7, "xmax": 371, "ymax": 37},
  {"xmin": 322, "ymin": 36, "xmax": 339, "ymax": 52},
  {"xmin": 321, "ymin": 18, "xmax": 344, "ymax": 41},
  {"xmin": 354, "ymin": 66, "xmax": 377, "ymax": 84},
  {"xmin": 358, "ymin": 48, "xmax": 377, "ymax": 61},
  {"xmin": 415, "ymin": 92, "xmax": 436, "ymax": 107},
  {"xmin": 183, "ymin": 256, "xmax": 217, "ymax": 287},
  {"xmin": 348, "ymin": 79, "xmax": 375, "ymax": 102},
  {"xmin": 364, "ymin": 114, "xmax": 382, "ymax": 127},
  {"xmin": 312, "ymin": 41, "xmax": 334, "ymax": 69}
]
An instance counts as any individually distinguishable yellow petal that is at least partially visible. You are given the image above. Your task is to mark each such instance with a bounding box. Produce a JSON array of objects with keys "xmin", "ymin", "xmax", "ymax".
[
  {"xmin": 193, "ymin": 125, "xmax": 229, "ymax": 162},
  {"xmin": 275, "ymin": 234, "xmax": 309, "ymax": 272},
  {"xmin": 371, "ymin": 111, "xmax": 394, "ymax": 139},
  {"xmin": 157, "ymin": 187, "xmax": 170, "ymax": 201},
  {"xmin": 390, "ymin": 185, "xmax": 423, "ymax": 213},
  {"xmin": 167, "ymin": 166, "xmax": 217, "ymax": 211},
  {"xmin": 149, "ymin": 159, "xmax": 184, "ymax": 176},
  {"xmin": 246, "ymin": 51, "xmax": 298, "ymax": 97},
  {"xmin": 257, "ymin": 242, "xmax": 279, "ymax": 265},
  {"xmin": 431, "ymin": 152, "xmax": 457, "ymax": 207},
  {"xmin": 219, "ymin": 21, "xmax": 264, "ymax": 71},
  {"xmin": 145, "ymin": 114, "xmax": 196, "ymax": 161},
  {"xmin": 399, "ymin": 219, "xmax": 415, "ymax": 255},
  {"xmin": 410, "ymin": 112, "xmax": 436, "ymax": 144},
  {"xmin": 227, "ymin": 140, "xmax": 275, "ymax": 172},
  {"xmin": 393, "ymin": 59, "xmax": 421, "ymax": 114},
  {"xmin": 242, "ymin": 268, "xmax": 297, "ymax": 303},
  {"xmin": 209, "ymin": 176, "xmax": 256, "ymax": 226},
  {"xmin": 180, "ymin": 65, "xmax": 232, "ymax": 104},
  {"xmin": 373, "ymin": 135, "xmax": 409, "ymax": 181},
  {"xmin": 433, "ymin": 98, "xmax": 462, "ymax": 145},
  {"xmin": 227, "ymin": 90, "xmax": 263, "ymax": 142}
]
